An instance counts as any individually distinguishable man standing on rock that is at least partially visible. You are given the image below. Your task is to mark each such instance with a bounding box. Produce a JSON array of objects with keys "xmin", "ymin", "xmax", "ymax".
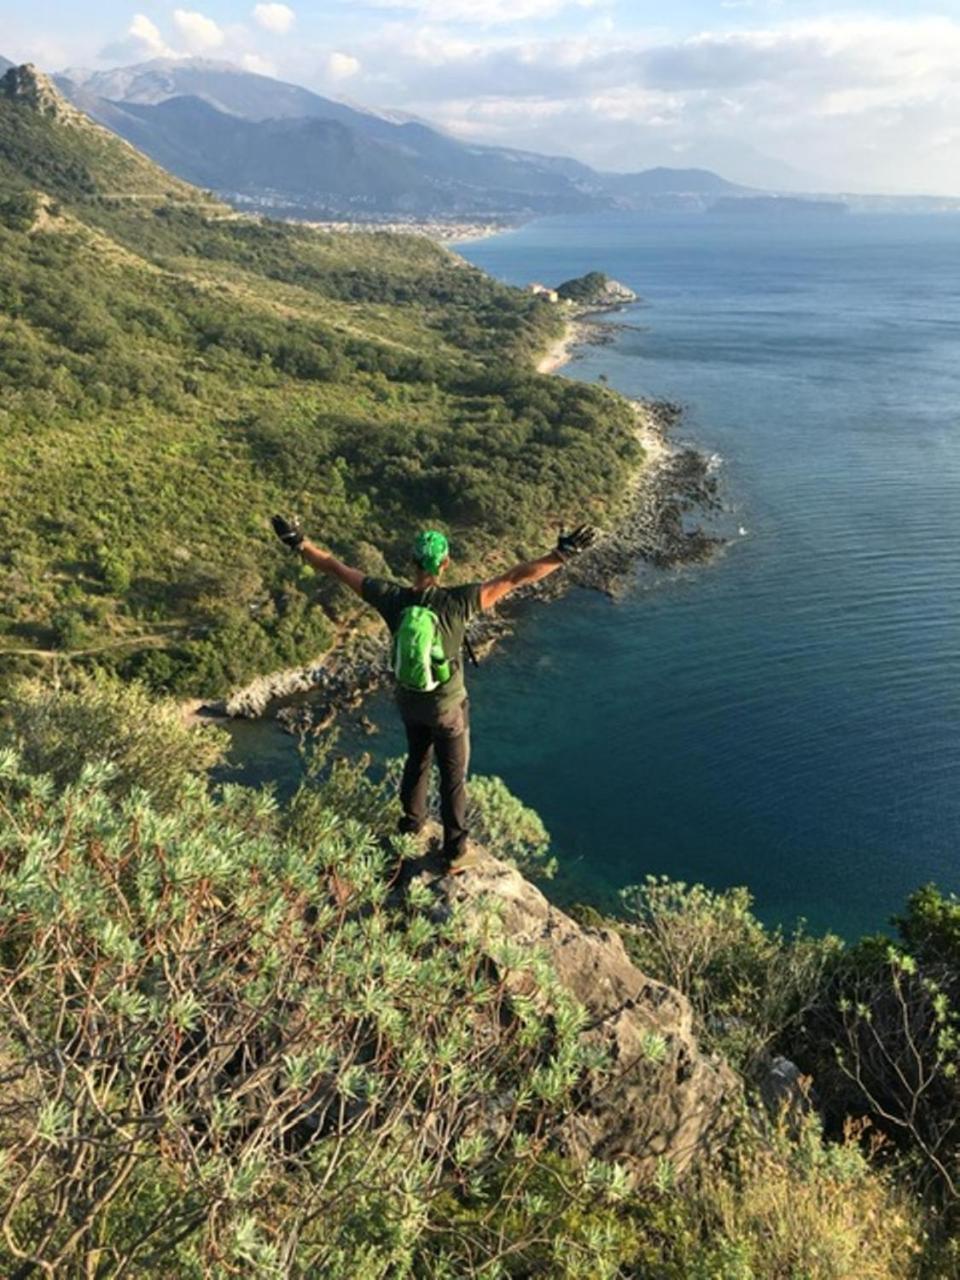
[{"xmin": 272, "ymin": 518, "xmax": 597, "ymax": 872}]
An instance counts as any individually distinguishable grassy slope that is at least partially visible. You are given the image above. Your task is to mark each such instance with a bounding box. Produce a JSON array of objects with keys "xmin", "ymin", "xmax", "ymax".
[{"xmin": 0, "ymin": 75, "xmax": 642, "ymax": 696}]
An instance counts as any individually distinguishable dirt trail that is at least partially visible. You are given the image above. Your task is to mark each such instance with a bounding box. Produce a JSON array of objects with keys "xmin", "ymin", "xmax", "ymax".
[{"xmin": 0, "ymin": 631, "xmax": 180, "ymax": 662}]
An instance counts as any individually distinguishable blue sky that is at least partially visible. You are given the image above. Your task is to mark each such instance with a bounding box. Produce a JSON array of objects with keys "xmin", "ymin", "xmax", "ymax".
[{"xmin": 5, "ymin": 1, "xmax": 960, "ymax": 192}]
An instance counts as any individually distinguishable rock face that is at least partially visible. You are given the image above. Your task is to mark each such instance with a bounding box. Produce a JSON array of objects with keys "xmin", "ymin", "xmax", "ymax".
[
  {"xmin": 223, "ymin": 635, "xmax": 388, "ymax": 719},
  {"xmin": 2, "ymin": 64, "xmax": 85, "ymax": 125},
  {"xmin": 599, "ymin": 277, "xmax": 638, "ymax": 305},
  {"xmin": 224, "ymin": 660, "xmax": 332, "ymax": 719},
  {"xmin": 427, "ymin": 853, "xmax": 737, "ymax": 1177}
]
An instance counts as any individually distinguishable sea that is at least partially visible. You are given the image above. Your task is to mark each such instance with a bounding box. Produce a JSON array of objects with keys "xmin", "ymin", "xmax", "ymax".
[{"xmin": 227, "ymin": 210, "xmax": 960, "ymax": 941}]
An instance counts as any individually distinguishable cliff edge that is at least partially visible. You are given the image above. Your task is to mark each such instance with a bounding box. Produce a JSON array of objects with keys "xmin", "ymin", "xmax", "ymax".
[{"xmin": 419, "ymin": 848, "xmax": 737, "ymax": 1177}]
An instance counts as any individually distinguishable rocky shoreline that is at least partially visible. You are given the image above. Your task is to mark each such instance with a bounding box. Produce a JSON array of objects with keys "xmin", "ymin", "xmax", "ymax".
[
  {"xmin": 537, "ymin": 290, "xmax": 647, "ymax": 375},
  {"xmin": 582, "ymin": 399, "xmax": 724, "ymax": 582},
  {"xmin": 201, "ymin": 397, "xmax": 724, "ymax": 732}
]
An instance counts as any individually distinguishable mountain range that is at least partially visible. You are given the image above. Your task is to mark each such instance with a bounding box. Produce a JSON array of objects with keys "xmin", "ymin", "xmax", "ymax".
[
  {"xmin": 49, "ymin": 58, "xmax": 744, "ymax": 220},
  {"xmin": 7, "ymin": 55, "xmax": 955, "ymax": 221}
]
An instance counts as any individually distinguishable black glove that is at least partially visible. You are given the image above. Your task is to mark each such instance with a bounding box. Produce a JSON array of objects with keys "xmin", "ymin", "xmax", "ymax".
[
  {"xmin": 272, "ymin": 514, "xmax": 304, "ymax": 551},
  {"xmin": 556, "ymin": 524, "xmax": 598, "ymax": 561}
]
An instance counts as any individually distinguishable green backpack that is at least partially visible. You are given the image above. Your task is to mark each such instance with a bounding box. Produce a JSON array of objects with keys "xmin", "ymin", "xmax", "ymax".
[{"xmin": 393, "ymin": 604, "xmax": 452, "ymax": 692}]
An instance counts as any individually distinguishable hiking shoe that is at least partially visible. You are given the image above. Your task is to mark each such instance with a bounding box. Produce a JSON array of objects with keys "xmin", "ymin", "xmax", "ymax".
[{"xmin": 442, "ymin": 844, "xmax": 483, "ymax": 876}]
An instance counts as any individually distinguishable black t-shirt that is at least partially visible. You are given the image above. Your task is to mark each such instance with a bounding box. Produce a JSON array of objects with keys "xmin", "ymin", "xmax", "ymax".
[{"xmin": 362, "ymin": 577, "xmax": 483, "ymax": 714}]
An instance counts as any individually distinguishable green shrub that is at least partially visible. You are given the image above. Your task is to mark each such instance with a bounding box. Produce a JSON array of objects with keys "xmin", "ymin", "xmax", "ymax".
[
  {"xmin": 802, "ymin": 911, "xmax": 960, "ymax": 1204},
  {"xmin": 0, "ymin": 680, "xmax": 939, "ymax": 1277},
  {"xmin": 0, "ymin": 671, "xmax": 227, "ymax": 808},
  {"xmin": 0, "ymin": 748, "xmax": 599, "ymax": 1277},
  {"xmin": 97, "ymin": 546, "xmax": 133, "ymax": 594},
  {"xmin": 0, "ymin": 189, "xmax": 38, "ymax": 230},
  {"xmin": 49, "ymin": 608, "xmax": 88, "ymax": 651},
  {"xmin": 670, "ymin": 1111, "xmax": 924, "ymax": 1280},
  {"xmin": 466, "ymin": 774, "xmax": 555, "ymax": 878},
  {"xmin": 895, "ymin": 884, "xmax": 960, "ymax": 970},
  {"xmin": 619, "ymin": 876, "xmax": 842, "ymax": 1074},
  {"xmin": 413, "ymin": 1113, "xmax": 925, "ymax": 1279}
]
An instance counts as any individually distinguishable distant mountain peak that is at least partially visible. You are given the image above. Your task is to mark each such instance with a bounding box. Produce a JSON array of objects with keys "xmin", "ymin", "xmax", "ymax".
[
  {"xmin": 644, "ymin": 165, "xmax": 731, "ymax": 181},
  {"xmin": 2, "ymin": 63, "xmax": 86, "ymax": 125},
  {"xmin": 138, "ymin": 56, "xmax": 241, "ymax": 72},
  {"xmin": 65, "ymin": 56, "xmax": 243, "ymax": 84},
  {"xmin": 126, "ymin": 56, "xmax": 259, "ymax": 81}
]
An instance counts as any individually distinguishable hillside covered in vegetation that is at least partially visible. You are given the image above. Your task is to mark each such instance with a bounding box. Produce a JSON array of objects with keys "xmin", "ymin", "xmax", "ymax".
[{"xmin": 0, "ymin": 64, "xmax": 641, "ymax": 696}]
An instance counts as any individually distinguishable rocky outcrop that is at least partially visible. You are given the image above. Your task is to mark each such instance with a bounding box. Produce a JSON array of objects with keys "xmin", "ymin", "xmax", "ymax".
[
  {"xmin": 2, "ymin": 64, "xmax": 87, "ymax": 125},
  {"xmin": 596, "ymin": 277, "xmax": 638, "ymax": 306},
  {"xmin": 422, "ymin": 851, "xmax": 737, "ymax": 1177},
  {"xmin": 223, "ymin": 659, "xmax": 334, "ymax": 720},
  {"xmin": 223, "ymin": 634, "xmax": 387, "ymax": 719},
  {"xmin": 555, "ymin": 270, "xmax": 638, "ymax": 309}
]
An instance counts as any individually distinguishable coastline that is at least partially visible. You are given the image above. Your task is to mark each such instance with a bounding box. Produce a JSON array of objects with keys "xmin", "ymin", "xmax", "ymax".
[
  {"xmin": 536, "ymin": 318, "xmax": 593, "ymax": 374},
  {"xmin": 190, "ymin": 320, "xmax": 722, "ymax": 728},
  {"xmin": 300, "ymin": 218, "xmax": 515, "ymax": 245},
  {"xmin": 536, "ymin": 303, "xmax": 641, "ymax": 376}
]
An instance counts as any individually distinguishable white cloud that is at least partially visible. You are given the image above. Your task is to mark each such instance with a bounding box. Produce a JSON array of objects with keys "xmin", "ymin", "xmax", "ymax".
[
  {"xmin": 253, "ymin": 4, "xmax": 296, "ymax": 35},
  {"xmin": 99, "ymin": 13, "xmax": 175, "ymax": 62},
  {"xmin": 172, "ymin": 9, "xmax": 225, "ymax": 53},
  {"xmin": 368, "ymin": 0, "xmax": 602, "ymax": 26},
  {"xmin": 327, "ymin": 51, "xmax": 361, "ymax": 80},
  {"xmin": 241, "ymin": 52, "xmax": 278, "ymax": 76},
  {"xmin": 334, "ymin": 17, "xmax": 960, "ymax": 192},
  {"xmin": 129, "ymin": 15, "xmax": 172, "ymax": 58}
]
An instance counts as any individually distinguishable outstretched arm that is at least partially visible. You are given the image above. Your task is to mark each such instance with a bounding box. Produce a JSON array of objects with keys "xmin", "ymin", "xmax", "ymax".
[
  {"xmin": 271, "ymin": 516, "xmax": 365, "ymax": 597},
  {"xmin": 479, "ymin": 525, "xmax": 597, "ymax": 611},
  {"xmin": 299, "ymin": 540, "xmax": 365, "ymax": 596}
]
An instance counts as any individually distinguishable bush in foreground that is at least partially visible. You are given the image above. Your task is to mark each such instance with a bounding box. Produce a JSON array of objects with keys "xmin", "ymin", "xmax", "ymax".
[
  {"xmin": 618, "ymin": 876, "xmax": 843, "ymax": 1077},
  {"xmin": 799, "ymin": 886, "xmax": 960, "ymax": 1208},
  {"xmin": 0, "ymin": 680, "xmax": 938, "ymax": 1276},
  {"xmin": 0, "ymin": 748, "xmax": 599, "ymax": 1276}
]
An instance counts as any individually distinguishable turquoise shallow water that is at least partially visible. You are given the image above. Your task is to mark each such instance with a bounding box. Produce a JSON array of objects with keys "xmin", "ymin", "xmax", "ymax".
[{"xmin": 228, "ymin": 212, "xmax": 960, "ymax": 940}]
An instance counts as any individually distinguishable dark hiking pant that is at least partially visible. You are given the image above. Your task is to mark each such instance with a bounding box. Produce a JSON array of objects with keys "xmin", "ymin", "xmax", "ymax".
[{"xmin": 399, "ymin": 699, "xmax": 470, "ymax": 859}]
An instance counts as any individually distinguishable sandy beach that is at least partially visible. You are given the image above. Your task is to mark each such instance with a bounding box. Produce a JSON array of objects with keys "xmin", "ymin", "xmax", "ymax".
[{"xmin": 536, "ymin": 320, "xmax": 586, "ymax": 374}]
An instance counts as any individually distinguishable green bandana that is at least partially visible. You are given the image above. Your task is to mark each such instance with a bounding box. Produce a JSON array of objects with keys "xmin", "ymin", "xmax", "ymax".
[{"xmin": 414, "ymin": 529, "xmax": 449, "ymax": 574}]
